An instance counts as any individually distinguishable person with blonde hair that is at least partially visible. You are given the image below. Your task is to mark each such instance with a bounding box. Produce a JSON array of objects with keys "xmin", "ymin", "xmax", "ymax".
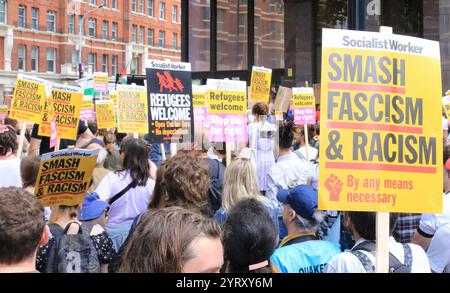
[{"xmin": 214, "ymin": 158, "xmax": 278, "ymax": 228}]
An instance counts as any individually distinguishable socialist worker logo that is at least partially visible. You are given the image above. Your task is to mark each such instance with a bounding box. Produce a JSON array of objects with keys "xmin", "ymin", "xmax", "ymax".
[{"xmin": 156, "ymin": 71, "xmax": 185, "ymax": 93}]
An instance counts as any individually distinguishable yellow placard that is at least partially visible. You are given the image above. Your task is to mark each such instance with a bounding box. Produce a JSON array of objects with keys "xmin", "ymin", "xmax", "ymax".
[
  {"xmin": 208, "ymin": 90, "xmax": 246, "ymax": 115},
  {"xmin": 319, "ymin": 29, "xmax": 442, "ymax": 213},
  {"xmin": 192, "ymin": 89, "xmax": 207, "ymax": 108},
  {"xmin": 34, "ymin": 149, "xmax": 97, "ymax": 206},
  {"xmin": 96, "ymin": 100, "xmax": 116, "ymax": 129},
  {"xmin": 9, "ymin": 74, "xmax": 48, "ymax": 123},
  {"xmin": 116, "ymin": 85, "xmax": 148, "ymax": 134},
  {"xmin": 250, "ymin": 66, "xmax": 272, "ymax": 103},
  {"xmin": 39, "ymin": 84, "xmax": 83, "ymax": 140},
  {"xmin": 0, "ymin": 105, "xmax": 9, "ymax": 121},
  {"xmin": 93, "ymin": 72, "xmax": 108, "ymax": 93},
  {"xmin": 110, "ymin": 93, "xmax": 118, "ymax": 105}
]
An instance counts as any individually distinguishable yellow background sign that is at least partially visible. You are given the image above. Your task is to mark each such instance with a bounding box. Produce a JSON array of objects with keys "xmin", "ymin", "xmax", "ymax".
[
  {"xmin": 208, "ymin": 91, "xmax": 247, "ymax": 115},
  {"xmin": 250, "ymin": 66, "xmax": 272, "ymax": 103},
  {"xmin": 96, "ymin": 100, "xmax": 116, "ymax": 129},
  {"xmin": 34, "ymin": 149, "xmax": 97, "ymax": 206},
  {"xmin": 9, "ymin": 74, "xmax": 48, "ymax": 123},
  {"xmin": 116, "ymin": 85, "xmax": 149, "ymax": 134},
  {"xmin": 39, "ymin": 84, "xmax": 83, "ymax": 140},
  {"xmin": 319, "ymin": 29, "xmax": 442, "ymax": 213}
]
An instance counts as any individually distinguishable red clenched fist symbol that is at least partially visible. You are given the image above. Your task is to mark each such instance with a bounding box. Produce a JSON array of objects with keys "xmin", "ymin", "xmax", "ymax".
[{"xmin": 324, "ymin": 174, "xmax": 342, "ymax": 202}]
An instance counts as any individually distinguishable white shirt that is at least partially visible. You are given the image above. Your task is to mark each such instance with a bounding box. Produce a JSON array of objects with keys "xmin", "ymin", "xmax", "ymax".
[
  {"xmin": 266, "ymin": 152, "xmax": 310, "ymax": 212},
  {"xmin": 427, "ymin": 223, "xmax": 450, "ymax": 273},
  {"xmin": 418, "ymin": 192, "xmax": 450, "ymax": 236},
  {"xmin": 295, "ymin": 146, "xmax": 319, "ymax": 162},
  {"xmin": 96, "ymin": 171, "xmax": 155, "ymax": 225},
  {"xmin": 443, "ymin": 117, "xmax": 448, "ymax": 131},
  {"xmin": 0, "ymin": 159, "xmax": 22, "ymax": 188},
  {"xmin": 324, "ymin": 237, "xmax": 431, "ymax": 273}
]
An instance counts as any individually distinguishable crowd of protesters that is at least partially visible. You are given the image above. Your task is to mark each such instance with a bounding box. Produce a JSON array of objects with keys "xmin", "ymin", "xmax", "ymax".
[{"xmin": 0, "ymin": 102, "xmax": 449, "ymax": 274}]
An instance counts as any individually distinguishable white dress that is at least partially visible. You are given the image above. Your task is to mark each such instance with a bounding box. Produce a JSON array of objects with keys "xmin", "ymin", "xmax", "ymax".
[
  {"xmin": 248, "ymin": 120, "xmax": 277, "ymax": 191},
  {"xmin": 0, "ymin": 159, "xmax": 22, "ymax": 188}
]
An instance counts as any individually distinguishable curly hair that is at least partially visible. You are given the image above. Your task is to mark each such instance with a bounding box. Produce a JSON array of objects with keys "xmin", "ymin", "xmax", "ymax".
[
  {"xmin": 149, "ymin": 153, "xmax": 210, "ymax": 212},
  {"xmin": 0, "ymin": 125, "xmax": 18, "ymax": 156},
  {"xmin": 252, "ymin": 102, "xmax": 269, "ymax": 116},
  {"xmin": 118, "ymin": 207, "xmax": 222, "ymax": 273}
]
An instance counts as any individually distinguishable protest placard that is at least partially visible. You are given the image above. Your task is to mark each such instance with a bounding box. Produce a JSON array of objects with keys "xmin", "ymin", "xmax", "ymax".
[
  {"xmin": 117, "ymin": 84, "xmax": 149, "ymax": 134},
  {"xmin": 292, "ymin": 87, "xmax": 316, "ymax": 125},
  {"xmin": 319, "ymin": 28, "xmax": 442, "ymax": 213},
  {"xmin": 34, "ymin": 149, "xmax": 98, "ymax": 206},
  {"xmin": 93, "ymin": 72, "xmax": 108, "ymax": 93},
  {"xmin": 146, "ymin": 60, "xmax": 193, "ymax": 143},
  {"xmin": 0, "ymin": 105, "xmax": 8, "ymax": 122},
  {"xmin": 38, "ymin": 84, "xmax": 83, "ymax": 140},
  {"xmin": 80, "ymin": 96, "xmax": 95, "ymax": 121},
  {"xmin": 206, "ymin": 79, "xmax": 247, "ymax": 143},
  {"xmin": 192, "ymin": 85, "xmax": 208, "ymax": 125},
  {"xmin": 96, "ymin": 100, "xmax": 116, "ymax": 129},
  {"xmin": 250, "ymin": 66, "xmax": 272, "ymax": 103},
  {"xmin": 9, "ymin": 74, "xmax": 49, "ymax": 124},
  {"xmin": 274, "ymin": 86, "xmax": 292, "ymax": 113}
]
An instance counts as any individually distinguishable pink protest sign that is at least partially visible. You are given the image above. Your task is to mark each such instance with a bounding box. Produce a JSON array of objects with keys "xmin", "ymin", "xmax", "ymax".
[
  {"xmin": 292, "ymin": 87, "xmax": 316, "ymax": 125},
  {"xmin": 80, "ymin": 97, "xmax": 96, "ymax": 121},
  {"xmin": 192, "ymin": 85, "xmax": 210, "ymax": 127},
  {"xmin": 206, "ymin": 79, "xmax": 247, "ymax": 143}
]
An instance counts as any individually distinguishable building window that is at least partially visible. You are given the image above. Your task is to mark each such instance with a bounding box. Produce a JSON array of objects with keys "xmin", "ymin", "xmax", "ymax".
[
  {"xmin": 172, "ymin": 32, "xmax": 177, "ymax": 49},
  {"xmin": 172, "ymin": 6, "xmax": 177, "ymax": 23},
  {"xmin": 46, "ymin": 11, "xmax": 56, "ymax": 32},
  {"xmin": 88, "ymin": 18, "xmax": 96, "ymax": 38},
  {"xmin": 217, "ymin": 9, "xmax": 225, "ymax": 31},
  {"xmin": 139, "ymin": 26, "xmax": 145, "ymax": 44},
  {"xmin": 18, "ymin": 5, "xmax": 26, "ymax": 28},
  {"xmin": 148, "ymin": 28, "xmax": 154, "ymax": 46},
  {"xmin": 112, "ymin": 0, "xmax": 117, "ymax": 9},
  {"xmin": 132, "ymin": 0, "xmax": 136, "ymax": 12},
  {"xmin": 31, "ymin": 46, "xmax": 39, "ymax": 71},
  {"xmin": 102, "ymin": 20, "xmax": 108, "ymax": 39},
  {"xmin": 148, "ymin": 0, "xmax": 153, "ymax": 16},
  {"xmin": 71, "ymin": 49, "xmax": 78, "ymax": 66},
  {"xmin": 31, "ymin": 8, "xmax": 39, "ymax": 30},
  {"xmin": 102, "ymin": 54, "xmax": 109, "ymax": 74},
  {"xmin": 88, "ymin": 53, "xmax": 97, "ymax": 72},
  {"xmin": 103, "ymin": 0, "xmax": 109, "ymax": 8},
  {"xmin": 132, "ymin": 25, "xmax": 137, "ymax": 43},
  {"xmin": 89, "ymin": 0, "xmax": 96, "ymax": 5},
  {"xmin": 78, "ymin": 15, "xmax": 83, "ymax": 33},
  {"xmin": 112, "ymin": 55, "xmax": 118, "ymax": 76},
  {"xmin": 131, "ymin": 57, "xmax": 138, "ymax": 74},
  {"xmin": 112, "ymin": 22, "xmax": 118, "ymax": 40},
  {"xmin": 46, "ymin": 48, "xmax": 56, "ymax": 72},
  {"xmin": 18, "ymin": 45, "xmax": 26, "ymax": 71},
  {"xmin": 159, "ymin": 2, "xmax": 165, "ymax": 20},
  {"xmin": 158, "ymin": 30, "xmax": 165, "ymax": 48},
  {"xmin": 139, "ymin": 0, "xmax": 144, "ymax": 13},
  {"xmin": 68, "ymin": 14, "xmax": 75, "ymax": 34},
  {"xmin": 0, "ymin": 0, "xmax": 6, "ymax": 24}
]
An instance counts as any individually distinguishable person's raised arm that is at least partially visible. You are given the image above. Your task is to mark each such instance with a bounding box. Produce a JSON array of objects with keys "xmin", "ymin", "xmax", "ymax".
[{"xmin": 76, "ymin": 127, "xmax": 95, "ymax": 148}]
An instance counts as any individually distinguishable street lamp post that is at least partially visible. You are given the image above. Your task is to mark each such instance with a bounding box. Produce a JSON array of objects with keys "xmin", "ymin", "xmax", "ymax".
[{"xmin": 78, "ymin": 4, "xmax": 104, "ymax": 79}]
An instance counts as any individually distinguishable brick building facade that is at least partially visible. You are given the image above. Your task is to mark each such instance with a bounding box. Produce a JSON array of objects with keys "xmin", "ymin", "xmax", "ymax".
[{"xmin": 0, "ymin": 0, "xmax": 181, "ymax": 102}]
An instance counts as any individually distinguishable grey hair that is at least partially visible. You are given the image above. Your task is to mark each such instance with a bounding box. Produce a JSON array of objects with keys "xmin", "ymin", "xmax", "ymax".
[{"xmin": 289, "ymin": 206, "xmax": 325, "ymax": 233}]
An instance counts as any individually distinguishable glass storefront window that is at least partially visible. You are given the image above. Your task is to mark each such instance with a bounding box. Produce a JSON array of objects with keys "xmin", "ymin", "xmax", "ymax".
[
  {"xmin": 189, "ymin": 0, "xmax": 211, "ymax": 72},
  {"xmin": 217, "ymin": 0, "xmax": 247, "ymax": 71},
  {"xmin": 254, "ymin": 0, "xmax": 284, "ymax": 69}
]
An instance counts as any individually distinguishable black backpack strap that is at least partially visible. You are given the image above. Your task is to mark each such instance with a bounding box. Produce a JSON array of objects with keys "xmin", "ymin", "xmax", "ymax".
[
  {"xmin": 63, "ymin": 221, "xmax": 83, "ymax": 235},
  {"xmin": 109, "ymin": 182, "xmax": 133, "ymax": 205}
]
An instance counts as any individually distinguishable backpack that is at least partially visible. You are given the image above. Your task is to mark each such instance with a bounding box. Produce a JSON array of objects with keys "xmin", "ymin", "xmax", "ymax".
[
  {"xmin": 207, "ymin": 159, "xmax": 225, "ymax": 213},
  {"xmin": 46, "ymin": 222, "xmax": 100, "ymax": 273},
  {"xmin": 350, "ymin": 240, "xmax": 413, "ymax": 273}
]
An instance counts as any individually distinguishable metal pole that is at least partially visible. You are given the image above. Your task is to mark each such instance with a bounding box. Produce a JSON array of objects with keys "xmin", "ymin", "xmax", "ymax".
[{"xmin": 78, "ymin": 5, "xmax": 104, "ymax": 79}]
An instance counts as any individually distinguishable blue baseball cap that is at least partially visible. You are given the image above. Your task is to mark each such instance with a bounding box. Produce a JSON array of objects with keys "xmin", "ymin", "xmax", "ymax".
[
  {"xmin": 277, "ymin": 185, "xmax": 318, "ymax": 220},
  {"xmin": 79, "ymin": 192, "xmax": 110, "ymax": 221}
]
